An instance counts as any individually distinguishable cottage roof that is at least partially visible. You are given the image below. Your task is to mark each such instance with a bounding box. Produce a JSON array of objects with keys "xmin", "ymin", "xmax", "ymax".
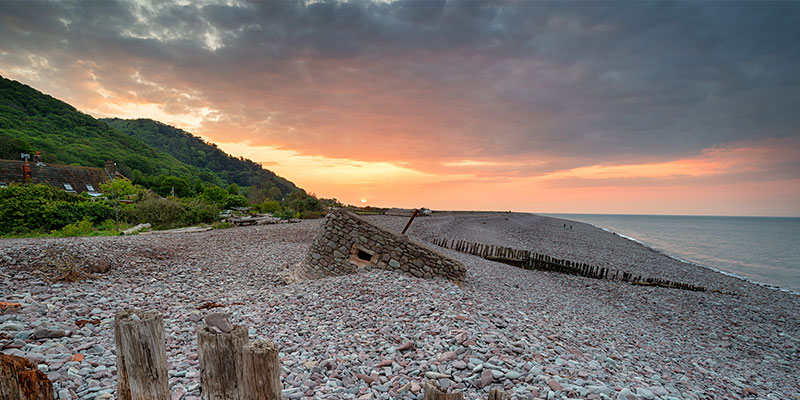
[{"xmin": 0, "ymin": 159, "xmax": 112, "ymax": 194}]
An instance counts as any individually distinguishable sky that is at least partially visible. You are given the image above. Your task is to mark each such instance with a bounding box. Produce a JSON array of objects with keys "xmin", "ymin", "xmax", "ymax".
[{"xmin": 1, "ymin": 0, "xmax": 799, "ymax": 216}]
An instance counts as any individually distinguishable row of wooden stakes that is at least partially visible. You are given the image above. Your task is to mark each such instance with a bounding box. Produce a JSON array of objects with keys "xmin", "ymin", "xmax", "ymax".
[
  {"xmin": 0, "ymin": 309, "xmax": 517, "ymax": 400},
  {"xmin": 431, "ymin": 238, "xmax": 708, "ymax": 292}
]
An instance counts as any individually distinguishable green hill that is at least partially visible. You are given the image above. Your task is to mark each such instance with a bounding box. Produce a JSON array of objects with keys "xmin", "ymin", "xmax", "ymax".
[
  {"xmin": 0, "ymin": 75, "xmax": 298, "ymax": 198},
  {"xmin": 102, "ymin": 118, "xmax": 297, "ymax": 197}
]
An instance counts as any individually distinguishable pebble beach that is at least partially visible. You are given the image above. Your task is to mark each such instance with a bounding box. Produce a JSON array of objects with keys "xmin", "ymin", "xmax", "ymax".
[{"xmin": 1, "ymin": 211, "xmax": 798, "ymax": 400}]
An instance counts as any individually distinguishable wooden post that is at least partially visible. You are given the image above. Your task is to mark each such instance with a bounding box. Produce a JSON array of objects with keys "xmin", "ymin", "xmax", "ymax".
[
  {"xmin": 0, "ymin": 353, "xmax": 54, "ymax": 400},
  {"xmin": 114, "ymin": 309, "xmax": 169, "ymax": 400},
  {"xmin": 423, "ymin": 381, "xmax": 463, "ymax": 400},
  {"xmin": 488, "ymin": 388, "xmax": 511, "ymax": 400},
  {"xmin": 240, "ymin": 340, "xmax": 282, "ymax": 400},
  {"xmin": 198, "ymin": 321, "xmax": 249, "ymax": 400}
]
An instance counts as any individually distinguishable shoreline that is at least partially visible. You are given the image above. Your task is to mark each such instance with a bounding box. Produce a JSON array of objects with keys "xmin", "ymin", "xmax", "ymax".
[
  {"xmin": 544, "ymin": 215, "xmax": 800, "ymax": 296},
  {"xmin": 532, "ymin": 213, "xmax": 800, "ymax": 296}
]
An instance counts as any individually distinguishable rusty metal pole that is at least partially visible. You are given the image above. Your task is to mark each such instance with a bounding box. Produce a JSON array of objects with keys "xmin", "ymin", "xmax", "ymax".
[{"xmin": 401, "ymin": 209, "xmax": 419, "ymax": 235}]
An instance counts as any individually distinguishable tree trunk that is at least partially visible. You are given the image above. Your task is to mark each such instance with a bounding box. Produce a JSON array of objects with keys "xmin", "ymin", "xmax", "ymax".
[
  {"xmin": 114, "ymin": 309, "xmax": 170, "ymax": 400},
  {"xmin": 197, "ymin": 323, "xmax": 248, "ymax": 400},
  {"xmin": 0, "ymin": 353, "xmax": 54, "ymax": 400},
  {"xmin": 240, "ymin": 340, "xmax": 282, "ymax": 400},
  {"xmin": 423, "ymin": 381, "xmax": 463, "ymax": 400},
  {"xmin": 488, "ymin": 388, "xmax": 510, "ymax": 400}
]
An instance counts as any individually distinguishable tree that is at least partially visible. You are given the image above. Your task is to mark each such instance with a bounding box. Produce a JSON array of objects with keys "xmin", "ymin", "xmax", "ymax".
[
  {"xmin": 100, "ymin": 179, "xmax": 136, "ymax": 231},
  {"xmin": 158, "ymin": 176, "xmax": 192, "ymax": 198},
  {"xmin": 283, "ymin": 190, "xmax": 323, "ymax": 213},
  {"xmin": 266, "ymin": 186, "xmax": 282, "ymax": 201}
]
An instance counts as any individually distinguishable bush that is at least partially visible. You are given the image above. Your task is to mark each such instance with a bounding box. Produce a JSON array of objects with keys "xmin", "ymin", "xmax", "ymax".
[
  {"xmin": 125, "ymin": 193, "xmax": 184, "ymax": 229},
  {"xmin": 212, "ymin": 221, "xmax": 234, "ymax": 230},
  {"xmin": 95, "ymin": 219, "xmax": 117, "ymax": 232},
  {"xmin": 0, "ymin": 184, "xmax": 113, "ymax": 235},
  {"xmin": 53, "ymin": 218, "xmax": 95, "ymax": 237},
  {"xmin": 223, "ymin": 194, "xmax": 248, "ymax": 209},
  {"xmin": 41, "ymin": 201, "xmax": 114, "ymax": 230},
  {"xmin": 157, "ymin": 176, "xmax": 192, "ymax": 198},
  {"xmin": 253, "ymin": 200, "xmax": 280, "ymax": 214},
  {"xmin": 181, "ymin": 198, "xmax": 220, "ymax": 225},
  {"xmin": 300, "ymin": 210, "xmax": 324, "ymax": 219},
  {"xmin": 199, "ymin": 185, "xmax": 228, "ymax": 206},
  {"xmin": 274, "ymin": 207, "xmax": 299, "ymax": 220},
  {"xmin": 283, "ymin": 190, "xmax": 324, "ymax": 213}
]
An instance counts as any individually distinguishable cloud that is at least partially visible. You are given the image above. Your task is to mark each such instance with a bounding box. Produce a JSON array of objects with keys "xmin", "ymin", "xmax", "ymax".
[{"xmin": 1, "ymin": 0, "xmax": 798, "ymax": 196}]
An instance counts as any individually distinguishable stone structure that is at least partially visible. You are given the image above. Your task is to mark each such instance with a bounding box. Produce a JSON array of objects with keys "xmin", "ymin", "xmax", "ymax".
[{"xmin": 293, "ymin": 208, "xmax": 466, "ymax": 282}]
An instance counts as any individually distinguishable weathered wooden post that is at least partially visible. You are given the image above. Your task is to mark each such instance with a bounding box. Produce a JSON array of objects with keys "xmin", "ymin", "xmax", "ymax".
[
  {"xmin": 198, "ymin": 313, "xmax": 249, "ymax": 400},
  {"xmin": 240, "ymin": 340, "xmax": 282, "ymax": 400},
  {"xmin": 0, "ymin": 353, "xmax": 54, "ymax": 400},
  {"xmin": 114, "ymin": 309, "xmax": 170, "ymax": 400},
  {"xmin": 423, "ymin": 381, "xmax": 463, "ymax": 400},
  {"xmin": 488, "ymin": 388, "xmax": 511, "ymax": 400}
]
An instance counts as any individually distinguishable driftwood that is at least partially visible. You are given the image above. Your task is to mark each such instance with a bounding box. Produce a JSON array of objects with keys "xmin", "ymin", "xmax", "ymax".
[
  {"xmin": 198, "ymin": 319, "xmax": 248, "ymax": 400},
  {"xmin": 240, "ymin": 340, "xmax": 282, "ymax": 400},
  {"xmin": 423, "ymin": 381, "xmax": 463, "ymax": 400},
  {"xmin": 114, "ymin": 309, "xmax": 169, "ymax": 400},
  {"xmin": 121, "ymin": 223, "xmax": 151, "ymax": 235},
  {"xmin": 139, "ymin": 226, "xmax": 213, "ymax": 235},
  {"xmin": 0, "ymin": 353, "xmax": 54, "ymax": 400}
]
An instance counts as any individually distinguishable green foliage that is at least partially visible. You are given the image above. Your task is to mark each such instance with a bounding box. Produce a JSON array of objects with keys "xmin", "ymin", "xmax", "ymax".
[
  {"xmin": 180, "ymin": 198, "xmax": 220, "ymax": 225},
  {"xmin": 319, "ymin": 198, "xmax": 344, "ymax": 208},
  {"xmin": 0, "ymin": 184, "xmax": 113, "ymax": 235},
  {"xmin": 102, "ymin": 117, "xmax": 298, "ymax": 197},
  {"xmin": 198, "ymin": 185, "xmax": 228, "ymax": 206},
  {"xmin": 198, "ymin": 185, "xmax": 248, "ymax": 209},
  {"xmin": 224, "ymin": 194, "xmax": 248, "ymax": 209},
  {"xmin": 0, "ymin": 133, "xmax": 33, "ymax": 160},
  {"xmin": 100, "ymin": 179, "xmax": 138, "ymax": 230},
  {"xmin": 157, "ymin": 176, "xmax": 192, "ymax": 197},
  {"xmin": 53, "ymin": 218, "xmax": 95, "ymax": 237},
  {"xmin": 0, "ymin": 76, "xmax": 195, "ymax": 178},
  {"xmin": 100, "ymin": 179, "xmax": 137, "ymax": 199},
  {"xmin": 226, "ymin": 183, "xmax": 240, "ymax": 195},
  {"xmin": 252, "ymin": 200, "xmax": 280, "ymax": 214},
  {"xmin": 274, "ymin": 207, "xmax": 299, "ymax": 220},
  {"xmin": 95, "ymin": 219, "xmax": 117, "ymax": 231},
  {"xmin": 212, "ymin": 221, "xmax": 234, "ymax": 230},
  {"xmin": 125, "ymin": 193, "xmax": 184, "ymax": 229},
  {"xmin": 283, "ymin": 190, "xmax": 324, "ymax": 214},
  {"xmin": 41, "ymin": 201, "xmax": 114, "ymax": 229},
  {"xmin": 124, "ymin": 192, "xmax": 220, "ymax": 229},
  {"xmin": 0, "ymin": 76, "xmax": 300, "ymax": 199},
  {"xmin": 300, "ymin": 210, "xmax": 325, "ymax": 219}
]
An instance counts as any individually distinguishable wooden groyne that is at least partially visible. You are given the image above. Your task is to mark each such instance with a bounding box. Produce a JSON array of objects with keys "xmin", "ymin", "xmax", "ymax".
[{"xmin": 431, "ymin": 238, "xmax": 707, "ymax": 292}]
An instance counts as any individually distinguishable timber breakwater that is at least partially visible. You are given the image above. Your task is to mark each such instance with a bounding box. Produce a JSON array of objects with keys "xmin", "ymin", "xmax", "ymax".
[{"xmin": 431, "ymin": 238, "xmax": 710, "ymax": 292}]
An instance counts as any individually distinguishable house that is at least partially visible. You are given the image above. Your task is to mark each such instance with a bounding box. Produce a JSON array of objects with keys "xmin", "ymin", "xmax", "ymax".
[{"xmin": 0, "ymin": 156, "xmax": 119, "ymax": 196}]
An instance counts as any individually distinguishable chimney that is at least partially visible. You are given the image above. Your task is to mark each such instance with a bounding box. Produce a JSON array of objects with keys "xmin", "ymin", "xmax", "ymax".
[
  {"xmin": 33, "ymin": 151, "xmax": 44, "ymax": 166},
  {"xmin": 22, "ymin": 160, "xmax": 32, "ymax": 183},
  {"xmin": 105, "ymin": 160, "xmax": 116, "ymax": 179}
]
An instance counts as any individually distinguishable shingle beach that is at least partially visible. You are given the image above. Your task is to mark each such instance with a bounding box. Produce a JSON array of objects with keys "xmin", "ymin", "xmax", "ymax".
[{"xmin": 1, "ymin": 212, "xmax": 798, "ymax": 400}]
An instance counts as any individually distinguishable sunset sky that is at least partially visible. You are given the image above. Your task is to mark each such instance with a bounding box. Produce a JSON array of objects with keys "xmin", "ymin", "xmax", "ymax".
[{"xmin": 1, "ymin": 1, "xmax": 799, "ymax": 216}]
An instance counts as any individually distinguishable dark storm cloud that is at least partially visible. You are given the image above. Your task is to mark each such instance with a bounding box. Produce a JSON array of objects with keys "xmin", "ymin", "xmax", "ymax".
[{"xmin": 1, "ymin": 0, "xmax": 798, "ymax": 174}]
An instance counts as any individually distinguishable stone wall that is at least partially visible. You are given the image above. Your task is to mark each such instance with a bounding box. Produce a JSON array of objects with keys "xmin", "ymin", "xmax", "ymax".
[{"xmin": 292, "ymin": 208, "xmax": 466, "ymax": 282}]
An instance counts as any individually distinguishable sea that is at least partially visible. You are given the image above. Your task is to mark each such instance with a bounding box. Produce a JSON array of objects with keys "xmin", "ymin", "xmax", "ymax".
[{"xmin": 542, "ymin": 214, "xmax": 800, "ymax": 294}]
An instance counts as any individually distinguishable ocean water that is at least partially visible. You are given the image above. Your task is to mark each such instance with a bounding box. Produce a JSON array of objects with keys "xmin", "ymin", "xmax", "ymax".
[{"xmin": 542, "ymin": 214, "xmax": 800, "ymax": 294}]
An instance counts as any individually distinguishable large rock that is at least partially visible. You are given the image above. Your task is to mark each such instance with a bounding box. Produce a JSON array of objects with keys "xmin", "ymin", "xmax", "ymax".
[{"xmin": 291, "ymin": 208, "xmax": 466, "ymax": 282}]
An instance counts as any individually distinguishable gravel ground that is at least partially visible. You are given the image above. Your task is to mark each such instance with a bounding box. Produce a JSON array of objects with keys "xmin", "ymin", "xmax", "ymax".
[{"xmin": 1, "ymin": 212, "xmax": 798, "ymax": 400}]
